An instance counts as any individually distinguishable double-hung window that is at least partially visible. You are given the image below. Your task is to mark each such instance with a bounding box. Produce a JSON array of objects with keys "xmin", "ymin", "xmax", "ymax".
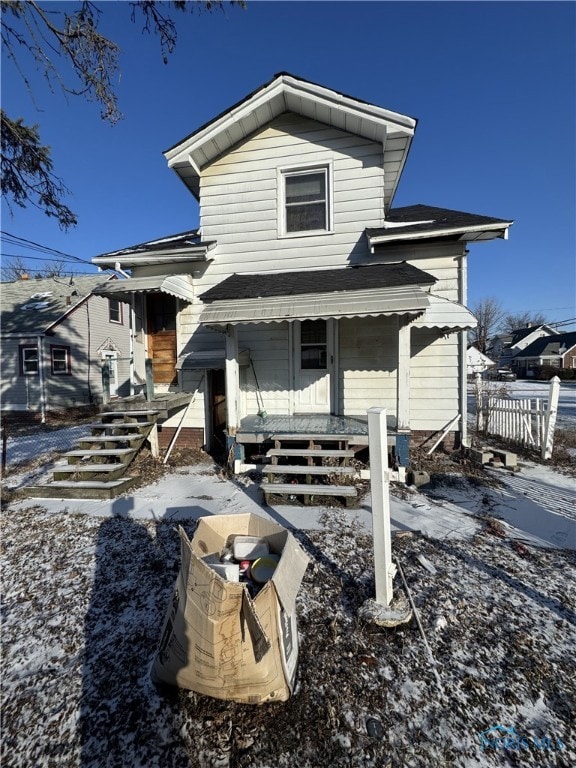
[
  {"xmin": 51, "ymin": 345, "xmax": 71, "ymax": 375},
  {"xmin": 20, "ymin": 345, "xmax": 39, "ymax": 376},
  {"xmin": 109, "ymin": 299, "xmax": 122, "ymax": 324},
  {"xmin": 281, "ymin": 166, "xmax": 331, "ymax": 236}
]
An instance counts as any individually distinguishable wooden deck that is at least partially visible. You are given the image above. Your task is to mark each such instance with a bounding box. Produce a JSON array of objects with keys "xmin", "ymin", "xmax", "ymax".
[{"xmin": 237, "ymin": 413, "xmax": 395, "ymax": 445}]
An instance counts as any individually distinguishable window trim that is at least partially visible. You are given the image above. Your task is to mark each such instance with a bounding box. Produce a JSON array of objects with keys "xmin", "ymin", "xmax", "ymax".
[
  {"xmin": 278, "ymin": 162, "xmax": 333, "ymax": 238},
  {"xmin": 108, "ymin": 298, "xmax": 123, "ymax": 324},
  {"xmin": 19, "ymin": 344, "xmax": 39, "ymax": 376},
  {"xmin": 50, "ymin": 345, "xmax": 71, "ymax": 376}
]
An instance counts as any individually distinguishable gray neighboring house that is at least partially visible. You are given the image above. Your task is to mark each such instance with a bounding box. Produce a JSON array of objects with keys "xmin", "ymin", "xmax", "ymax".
[
  {"xmin": 0, "ymin": 274, "xmax": 131, "ymax": 416},
  {"xmin": 513, "ymin": 331, "xmax": 576, "ymax": 377}
]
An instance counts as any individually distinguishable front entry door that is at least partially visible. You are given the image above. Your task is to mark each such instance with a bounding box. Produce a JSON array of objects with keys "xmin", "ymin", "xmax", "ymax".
[
  {"xmin": 294, "ymin": 319, "xmax": 334, "ymax": 413},
  {"xmin": 146, "ymin": 293, "xmax": 177, "ymax": 385}
]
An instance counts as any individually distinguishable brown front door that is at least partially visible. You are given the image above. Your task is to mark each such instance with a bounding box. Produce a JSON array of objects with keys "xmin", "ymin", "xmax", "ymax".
[{"xmin": 147, "ymin": 293, "xmax": 177, "ymax": 384}]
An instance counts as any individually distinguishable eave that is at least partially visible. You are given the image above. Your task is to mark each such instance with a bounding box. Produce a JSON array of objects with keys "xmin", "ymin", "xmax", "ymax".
[
  {"xmin": 164, "ymin": 72, "xmax": 417, "ymax": 211},
  {"xmin": 367, "ymin": 222, "xmax": 513, "ymax": 249}
]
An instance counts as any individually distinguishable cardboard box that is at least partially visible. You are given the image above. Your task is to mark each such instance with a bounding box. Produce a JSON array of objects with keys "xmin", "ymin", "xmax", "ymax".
[{"xmin": 151, "ymin": 513, "xmax": 310, "ymax": 704}]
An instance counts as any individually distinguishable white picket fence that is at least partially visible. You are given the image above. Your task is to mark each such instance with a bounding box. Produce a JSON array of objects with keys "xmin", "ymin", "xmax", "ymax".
[{"xmin": 476, "ymin": 376, "xmax": 560, "ymax": 459}]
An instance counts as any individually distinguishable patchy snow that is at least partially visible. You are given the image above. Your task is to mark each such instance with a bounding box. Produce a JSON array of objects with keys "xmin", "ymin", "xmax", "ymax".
[{"xmin": 2, "ymin": 450, "xmax": 575, "ymax": 766}]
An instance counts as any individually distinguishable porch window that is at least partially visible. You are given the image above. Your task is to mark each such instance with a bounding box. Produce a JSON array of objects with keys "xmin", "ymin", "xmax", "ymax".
[
  {"xmin": 19, "ymin": 345, "xmax": 38, "ymax": 376},
  {"xmin": 282, "ymin": 166, "xmax": 331, "ymax": 235},
  {"xmin": 109, "ymin": 298, "xmax": 122, "ymax": 324},
  {"xmin": 51, "ymin": 345, "xmax": 71, "ymax": 375},
  {"xmin": 300, "ymin": 319, "xmax": 327, "ymax": 369}
]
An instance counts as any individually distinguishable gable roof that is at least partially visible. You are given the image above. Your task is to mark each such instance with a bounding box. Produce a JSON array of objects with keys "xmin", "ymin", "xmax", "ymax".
[
  {"xmin": 509, "ymin": 324, "xmax": 558, "ymax": 346},
  {"xmin": 164, "ymin": 72, "xmax": 417, "ymax": 211},
  {"xmin": 0, "ymin": 274, "xmax": 115, "ymax": 336},
  {"xmin": 366, "ymin": 205, "xmax": 513, "ymax": 245},
  {"xmin": 515, "ymin": 331, "xmax": 576, "ymax": 359},
  {"xmin": 200, "ymin": 262, "xmax": 435, "ymax": 303}
]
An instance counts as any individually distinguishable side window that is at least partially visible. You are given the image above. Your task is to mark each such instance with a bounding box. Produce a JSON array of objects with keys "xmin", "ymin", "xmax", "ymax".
[
  {"xmin": 109, "ymin": 299, "xmax": 122, "ymax": 324},
  {"xmin": 281, "ymin": 166, "xmax": 331, "ymax": 236},
  {"xmin": 19, "ymin": 345, "xmax": 39, "ymax": 376},
  {"xmin": 51, "ymin": 345, "xmax": 71, "ymax": 375}
]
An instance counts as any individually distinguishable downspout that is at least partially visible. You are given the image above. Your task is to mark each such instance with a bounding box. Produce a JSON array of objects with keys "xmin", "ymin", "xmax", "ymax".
[
  {"xmin": 130, "ymin": 295, "xmax": 135, "ymax": 396},
  {"xmin": 37, "ymin": 335, "xmax": 46, "ymax": 424},
  {"xmin": 458, "ymin": 250, "xmax": 469, "ymax": 447}
]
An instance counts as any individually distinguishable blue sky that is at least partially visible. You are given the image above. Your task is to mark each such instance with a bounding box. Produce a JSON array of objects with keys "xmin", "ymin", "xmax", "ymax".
[{"xmin": 1, "ymin": 1, "xmax": 575, "ymax": 328}]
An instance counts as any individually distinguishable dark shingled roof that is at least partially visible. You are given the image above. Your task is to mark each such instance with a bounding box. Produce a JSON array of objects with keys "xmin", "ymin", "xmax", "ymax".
[
  {"xmin": 93, "ymin": 230, "xmax": 215, "ymax": 260},
  {"xmin": 366, "ymin": 205, "xmax": 512, "ymax": 239},
  {"xmin": 200, "ymin": 262, "xmax": 435, "ymax": 303},
  {"xmin": 516, "ymin": 332, "xmax": 576, "ymax": 358}
]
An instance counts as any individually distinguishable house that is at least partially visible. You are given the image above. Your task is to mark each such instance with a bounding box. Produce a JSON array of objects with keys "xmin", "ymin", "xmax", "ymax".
[
  {"xmin": 488, "ymin": 324, "xmax": 558, "ymax": 370},
  {"xmin": 92, "ymin": 73, "xmax": 513, "ymax": 466},
  {"xmin": 513, "ymin": 331, "xmax": 576, "ymax": 377},
  {"xmin": 0, "ymin": 274, "xmax": 131, "ymax": 418},
  {"xmin": 467, "ymin": 346, "xmax": 495, "ymax": 377}
]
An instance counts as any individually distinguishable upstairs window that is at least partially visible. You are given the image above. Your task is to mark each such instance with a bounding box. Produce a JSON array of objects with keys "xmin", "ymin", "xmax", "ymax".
[
  {"xmin": 19, "ymin": 345, "xmax": 39, "ymax": 376},
  {"xmin": 109, "ymin": 299, "xmax": 122, "ymax": 324},
  {"xmin": 281, "ymin": 166, "xmax": 331, "ymax": 236},
  {"xmin": 51, "ymin": 345, "xmax": 71, "ymax": 375}
]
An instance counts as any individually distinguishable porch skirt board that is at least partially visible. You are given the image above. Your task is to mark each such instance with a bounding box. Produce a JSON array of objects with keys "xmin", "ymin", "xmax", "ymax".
[{"xmin": 157, "ymin": 426, "xmax": 204, "ymax": 452}]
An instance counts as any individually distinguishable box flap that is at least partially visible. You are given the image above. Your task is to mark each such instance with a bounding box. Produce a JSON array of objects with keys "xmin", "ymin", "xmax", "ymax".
[{"xmin": 271, "ymin": 531, "xmax": 310, "ymax": 611}]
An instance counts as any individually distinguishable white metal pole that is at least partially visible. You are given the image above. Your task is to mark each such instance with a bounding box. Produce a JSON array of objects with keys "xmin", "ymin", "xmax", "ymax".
[
  {"xmin": 367, "ymin": 406, "xmax": 396, "ymax": 607},
  {"xmin": 543, "ymin": 376, "xmax": 560, "ymax": 460}
]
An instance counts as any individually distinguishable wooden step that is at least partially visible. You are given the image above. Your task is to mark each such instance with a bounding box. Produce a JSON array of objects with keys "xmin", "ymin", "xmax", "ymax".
[
  {"xmin": 64, "ymin": 448, "xmax": 136, "ymax": 465},
  {"xmin": 262, "ymin": 481, "xmax": 357, "ymax": 507},
  {"xmin": 53, "ymin": 464, "xmax": 128, "ymax": 481},
  {"xmin": 84, "ymin": 422, "xmax": 155, "ymax": 434},
  {"xmin": 264, "ymin": 465, "xmax": 355, "ymax": 476},
  {"xmin": 100, "ymin": 410, "xmax": 159, "ymax": 420},
  {"xmin": 21, "ymin": 477, "xmax": 137, "ymax": 500},
  {"xmin": 77, "ymin": 434, "xmax": 145, "ymax": 447},
  {"xmin": 266, "ymin": 448, "xmax": 355, "ymax": 459}
]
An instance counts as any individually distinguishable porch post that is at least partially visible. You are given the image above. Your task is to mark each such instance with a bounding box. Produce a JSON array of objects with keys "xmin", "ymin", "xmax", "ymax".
[
  {"xmin": 225, "ymin": 324, "xmax": 240, "ymax": 435},
  {"xmin": 396, "ymin": 319, "xmax": 411, "ymax": 464}
]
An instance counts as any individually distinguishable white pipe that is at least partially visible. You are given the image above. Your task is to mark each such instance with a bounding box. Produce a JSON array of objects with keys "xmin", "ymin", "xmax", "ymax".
[{"xmin": 37, "ymin": 335, "xmax": 46, "ymax": 424}]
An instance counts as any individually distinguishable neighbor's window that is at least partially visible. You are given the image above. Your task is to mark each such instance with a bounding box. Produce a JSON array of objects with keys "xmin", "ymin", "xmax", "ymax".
[
  {"xmin": 20, "ymin": 345, "xmax": 39, "ymax": 376},
  {"xmin": 51, "ymin": 345, "xmax": 71, "ymax": 375},
  {"xmin": 109, "ymin": 298, "xmax": 122, "ymax": 324},
  {"xmin": 282, "ymin": 167, "xmax": 330, "ymax": 235}
]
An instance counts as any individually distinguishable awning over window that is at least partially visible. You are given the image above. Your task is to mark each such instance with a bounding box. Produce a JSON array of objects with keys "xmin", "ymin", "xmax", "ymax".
[
  {"xmin": 199, "ymin": 286, "xmax": 430, "ymax": 326},
  {"xmin": 92, "ymin": 274, "xmax": 195, "ymax": 303},
  {"xmin": 410, "ymin": 294, "xmax": 477, "ymax": 331}
]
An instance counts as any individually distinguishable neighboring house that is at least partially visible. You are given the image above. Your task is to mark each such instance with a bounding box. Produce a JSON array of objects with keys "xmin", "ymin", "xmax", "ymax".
[
  {"xmin": 0, "ymin": 274, "xmax": 131, "ymax": 417},
  {"xmin": 467, "ymin": 346, "xmax": 494, "ymax": 377},
  {"xmin": 489, "ymin": 324, "xmax": 558, "ymax": 370},
  {"xmin": 513, "ymin": 331, "xmax": 576, "ymax": 377},
  {"xmin": 92, "ymin": 73, "xmax": 512, "ymax": 462}
]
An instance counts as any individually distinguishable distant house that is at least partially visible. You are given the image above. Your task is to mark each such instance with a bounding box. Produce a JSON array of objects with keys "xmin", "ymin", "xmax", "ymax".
[
  {"xmin": 513, "ymin": 331, "xmax": 576, "ymax": 377},
  {"xmin": 92, "ymin": 73, "xmax": 512, "ymax": 462},
  {"xmin": 0, "ymin": 274, "xmax": 131, "ymax": 417},
  {"xmin": 467, "ymin": 346, "xmax": 494, "ymax": 376},
  {"xmin": 489, "ymin": 324, "xmax": 558, "ymax": 370}
]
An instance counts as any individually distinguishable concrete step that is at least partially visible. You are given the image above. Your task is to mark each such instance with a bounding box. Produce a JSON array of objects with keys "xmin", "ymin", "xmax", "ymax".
[
  {"xmin": 64, "ymin": 448, "xmax": 136, "ymax": 465},
  {"xmin": 21, "ymin": 477, "xmax": 137, "ymax": 500},
  {"xmin": 53, "ymin": 464, "xmax": 128, "ymax": 481},
  {"xmin": 266, "ymin": 448, "xmax": 355, "ymax": 459},
  {"xmin": 264, "ymin": 465, "xmax": 355, "ymax": 476}
]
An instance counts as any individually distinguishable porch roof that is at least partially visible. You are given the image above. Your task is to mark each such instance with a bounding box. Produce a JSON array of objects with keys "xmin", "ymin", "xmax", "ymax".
[
  {"xmin": 91, "ymin": 274, "xmax": 195, "ymax": 303},
  {"xmin": 199, "ymin": 285, "xmax": 430, "ymax": 326}
]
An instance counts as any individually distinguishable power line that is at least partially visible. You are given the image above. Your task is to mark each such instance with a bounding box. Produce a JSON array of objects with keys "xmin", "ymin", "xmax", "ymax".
[{"xmin": 0, "ymin": 230, "xmax": 94, "ymax": 266}]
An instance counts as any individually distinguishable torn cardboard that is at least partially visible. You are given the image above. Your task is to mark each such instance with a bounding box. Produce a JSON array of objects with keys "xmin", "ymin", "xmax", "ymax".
[{"xmin": 151, "ymin": 513, "xmax": 310, "ymax": 704}]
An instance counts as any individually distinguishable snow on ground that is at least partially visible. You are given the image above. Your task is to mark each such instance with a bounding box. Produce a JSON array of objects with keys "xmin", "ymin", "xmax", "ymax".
[{"xmin": 1, "ymin": 382, "xmax": 575, "ymax": 767}]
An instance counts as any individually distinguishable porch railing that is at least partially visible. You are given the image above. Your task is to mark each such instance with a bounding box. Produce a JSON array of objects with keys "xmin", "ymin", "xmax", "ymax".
[{"xmin": 476, "ymin": 375, "xmax": 560, "ymax": 459}]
